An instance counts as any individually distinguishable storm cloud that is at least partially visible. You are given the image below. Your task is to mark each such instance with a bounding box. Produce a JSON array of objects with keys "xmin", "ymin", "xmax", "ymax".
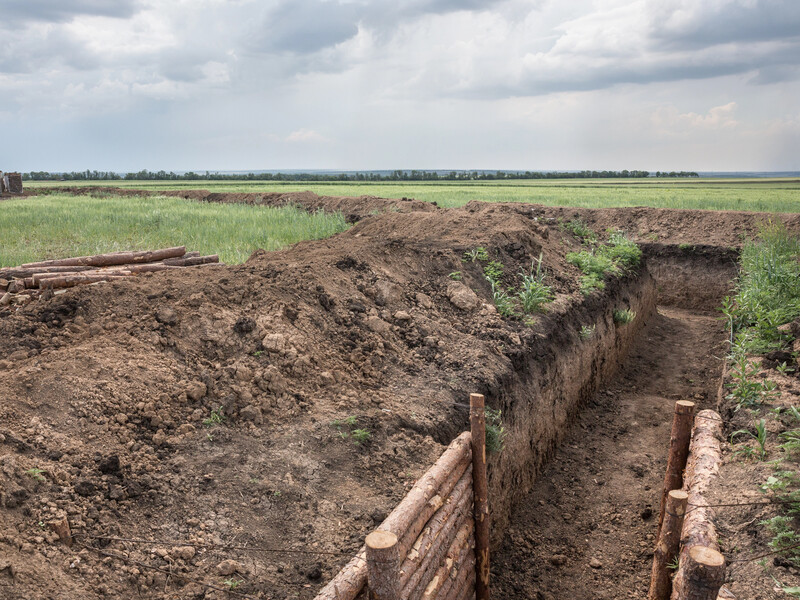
[{"xmin": 2, "ymin": 0, "xmax": 798, "ymax": 171}]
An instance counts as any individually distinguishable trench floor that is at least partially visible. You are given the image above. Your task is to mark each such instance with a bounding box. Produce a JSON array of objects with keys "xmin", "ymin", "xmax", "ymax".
[{"xmin": 493, "ymin": 306, "xmax": 727, "ymax": 600}]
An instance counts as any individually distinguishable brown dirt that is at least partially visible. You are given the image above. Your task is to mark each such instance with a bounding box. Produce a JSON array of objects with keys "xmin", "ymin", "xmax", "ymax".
[
  {"xmin": 493, "ymin": 307, "xmax": 727, "ymax": 599},
  {"xmin": 0, "ymin": 192, "xmax": 791, "ymax": 600}
]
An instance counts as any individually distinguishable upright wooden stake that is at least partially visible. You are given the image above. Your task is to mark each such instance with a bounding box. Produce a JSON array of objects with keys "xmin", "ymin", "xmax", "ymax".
[
  {"xmin": 470, "ymin": 393, "xmax": 490, "ymax": 600},
  {"xmin": 659, "ymin": 400, "xmax": 695, "ymax": 530},
  {"xmin": 648, "ymin": 490, "xmax": 689, "ymax": 600},
  {"xmin": 670, "ymin": 546, "xmax": 725, "ymax": 600},
  {"xmin": 366, "ymin": 530, "xmax": 401, "ymax": 600}
]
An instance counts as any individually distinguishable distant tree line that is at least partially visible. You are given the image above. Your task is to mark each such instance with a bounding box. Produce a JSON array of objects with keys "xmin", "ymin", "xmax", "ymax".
[{"xmin": 22, "ymin": 169, "xmax": 700, "ymax": 181}]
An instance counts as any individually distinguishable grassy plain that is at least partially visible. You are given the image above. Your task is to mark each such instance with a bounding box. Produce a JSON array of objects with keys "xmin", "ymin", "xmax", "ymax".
[
  {"xmin": 0, "ymin": 193, "xmax": 349, "ymax": 267},
  {"xmin": 27, "ymin": 178, "xmax": 800, "ymax": 212}
]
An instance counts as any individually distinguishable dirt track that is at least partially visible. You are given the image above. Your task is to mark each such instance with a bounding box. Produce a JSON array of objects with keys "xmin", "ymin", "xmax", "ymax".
[{"xmin": 0, "ymin": 191, "xmax": 789, "ymax": 600}]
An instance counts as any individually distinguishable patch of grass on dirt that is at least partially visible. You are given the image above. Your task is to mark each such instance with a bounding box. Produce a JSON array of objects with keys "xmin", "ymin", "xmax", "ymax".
[
  {"xmin": 0, "ymin": 193, "xmax": 350, "ymax": 266},
  {"xmin": 725, "ymin": 222, "xmax": 800, "ymax": 355},
  {"xmin": 485, "ymin": 408, "xmax": 506, "ymax": 454},
  {"xmin": 567, "ymin": 233, "xmax": 642, "ymax": 295}
]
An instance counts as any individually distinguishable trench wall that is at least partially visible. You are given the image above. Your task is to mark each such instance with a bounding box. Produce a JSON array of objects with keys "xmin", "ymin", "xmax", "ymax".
[{"xmin": 484, "ymin": 266, "xmax": 658, "ymax": 538}]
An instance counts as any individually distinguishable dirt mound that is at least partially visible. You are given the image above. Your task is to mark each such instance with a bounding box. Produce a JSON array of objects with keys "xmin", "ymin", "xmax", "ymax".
[
  {"xmin": 35, "ymin": 186, "xmax": 436, "ymax": 223},
  {"xmin": 0, "ymin": 202, "xmax": 612, "ymax": 600}
]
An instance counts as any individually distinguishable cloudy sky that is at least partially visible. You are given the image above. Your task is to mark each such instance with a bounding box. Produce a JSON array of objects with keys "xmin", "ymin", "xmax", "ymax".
[{"xmin": 2, "ymin": 0, "xmax": 799, "ymax": 172}]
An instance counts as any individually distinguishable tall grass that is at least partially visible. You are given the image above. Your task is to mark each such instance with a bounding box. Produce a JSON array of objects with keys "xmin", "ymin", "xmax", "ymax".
[
  {"xmin": 726, "ymin": 223, "xmax": 800, "ymax": 354},
  {"xmin": 0, "ymin": 194, "xmax": 350, "ymax": 266},
  {"xmin": 27, "ymin": 178, "xmax": 800, "ymax": 212}
]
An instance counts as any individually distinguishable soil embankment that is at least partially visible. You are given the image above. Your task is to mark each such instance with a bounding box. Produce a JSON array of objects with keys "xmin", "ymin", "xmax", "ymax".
[{"xmin": 0, "ymin": 192, "xmax": 773, "ymax": 600}]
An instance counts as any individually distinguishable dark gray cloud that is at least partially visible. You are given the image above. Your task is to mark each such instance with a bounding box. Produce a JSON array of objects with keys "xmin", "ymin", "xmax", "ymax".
[
  {"xmin": 649, "ymin": 0, "xmax": 800, "ymax": 49},
  {"xmin": 1, "ymin": 0, "xmax": 143, "ymax": 24}
]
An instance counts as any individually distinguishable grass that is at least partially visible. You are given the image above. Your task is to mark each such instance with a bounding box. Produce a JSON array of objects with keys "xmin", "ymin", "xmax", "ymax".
[
  {"xmin": 0, "ymin": 193, "xmax": 350, "ymax": 266},
  {"xmin": 518, "ymin": 257, "xmax": 553, "ymax": 314},
  {"xmin": 613, "ymin": 309, "xmax": 636, "ymax": 325},
  {"xmin": 27, "ymin": 178, "xmax": 800, "ymax": 212},
  {"xmin": 730, "ymin": 419, "xmax": 769, "ymax": 460},
  {"xmin": 567, "ymin": 233, "xmax": 643, "ymax": 295},
  {"xmin": 485, "ymin": 408, "xmax": 506, "ymax": 454}
]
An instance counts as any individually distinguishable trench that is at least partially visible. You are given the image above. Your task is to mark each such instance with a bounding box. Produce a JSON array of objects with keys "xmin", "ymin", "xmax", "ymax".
[{"xmin": 489, "ymin": 250, "xmax": 732, "ymax": 600}]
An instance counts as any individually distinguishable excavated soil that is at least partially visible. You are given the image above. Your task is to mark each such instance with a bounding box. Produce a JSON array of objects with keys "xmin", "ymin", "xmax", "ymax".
[{"xmin": 1, "ymin": 191, "xmax": 797, "ymax": 600}]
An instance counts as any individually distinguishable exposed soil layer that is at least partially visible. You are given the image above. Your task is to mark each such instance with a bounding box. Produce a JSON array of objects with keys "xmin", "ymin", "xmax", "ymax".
[
  {"xmin": 493, "ymin": 307, "xmax": 727, "ymax": 599},
  {"xmin": 0, "ymin": 191, "xmax": 782, "ymax": 600}
]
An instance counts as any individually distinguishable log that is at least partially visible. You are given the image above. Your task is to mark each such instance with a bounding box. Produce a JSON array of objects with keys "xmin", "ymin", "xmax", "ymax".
[
  {"xmin": 0, "ymin": 265, "xmax": 96, "ymax": 279},
  {"xmin": 401, "ymin": 483, "xmax": 472, "ymax": 595},
  {"xmin": 659, "ymin": 401, "xmax": 695, "ymax": 531},
  {"xmin": 443, "ymin": 554, "xmax": 476, "ymax": 600},
  {"xmin": 20, "ymin": 246, "xmax": 186, "ymax": 269},
  {"xmin": 398, "ymin": 462, "xmax": 472, "ymax": 559},
  {"xmin": 436, "ymin": 524, "xmax": 475, "ymax": 600},
  {"xmin": 402, "ymin": 480, "xmax": 473, "ymax": 598},
  {"xmin": 33, "ymin": 270, "xmax": 131, "ymax": 286},
  {"xmin": 313, "ymin": 432, "xmax": 473, "ymax": 600},
  {"xmin": 162, "ymin": 254, "xmax": 219, "ymax": 266},
  {"xmin": 649, "ymin": 490, "xmax": 689, "ymax": 600},
  {"xmin": 421, "ymin": 518, "xmax": 474, "ymax": 600},
  {"xmin": 38, "ymin": 273, "xmax": 130, "ymax": 290},
  {"xmin": 125, "ymin": 263, "xmax": 180, "ymax": 274},
  {"xmin": 470, "ymin": 393, "xmax": 490, "ymax": 600},
  {"xmin": 679, "ymin": 410, "xmax": 723, "ymax": 554},
  {"xmin": 671, "ymin": 547, "xmax": 725, "ymax": 600},
  {"xmin": 670, "ymin": 411, "xmax": 724, "ymax": 600},
  {"xmin": 366, "ymin": 530, "xmax": 401, "ymax": 600}
]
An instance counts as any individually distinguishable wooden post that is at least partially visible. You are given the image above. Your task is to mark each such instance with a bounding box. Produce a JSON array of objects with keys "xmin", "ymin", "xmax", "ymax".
[
  {"xmin": 671, "ymin": 546, "xmax": 725, "ymax": 600},
  {"xmin": 366, "ymin": 530, "xmax": 401, "ymax": 600},
  {"xmin": 649, "ymin": 490, "xmax": 689, "ymax": 600},
  {"xmin": 659, "ymin": 400, "xmax": 695, "ymax": 530},
  {"xmin": 470, "ymin": 393, "xmax": 490, "ymax": 600}
]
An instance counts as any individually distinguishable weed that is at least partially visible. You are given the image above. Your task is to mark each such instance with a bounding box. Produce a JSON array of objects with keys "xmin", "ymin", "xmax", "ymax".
[
  {"xmin": 579, "ymin": 325, "xmax": 596, "ymax": 340},
  {"xmin": 463, "ymin": 247, "xmax": 489, "ymax": 263},
  {"xmin": 351, "ymin": 429, "xmax": 371, "ymax": 445},
  {"xmin": 761, "ymin": 515, "xmax": 800, "ymax": 567},
  {"xmin": 562, "ymin": 219, "xmax": 597, "ymax": 243},
  {"xmin": 725, "ymin": 353, "xmax": 778, "ymax": 411},
  {"xmin": 567, "ymin": 233, "xmax": 641, "ymax": 294},
  {"xmin": 678, "ymin": 243, "xmax": 694, "ymax": 252},
  {"xmin": 780, "ymin": 429, "xmax": 800, "ymax": 457},
  {"xmin": 203, "ymin": 407, "xmax": 227, "ymax": 428},
  {"xmin": 485, "ymin": 408, "xmax": 506, "ymax": 454},
  {"xmin": 613, "ymin": 309, "xmax": 636, "ymax": 325},
  {"xmin": 517, "ymin": 254, "xmax": 553, "ymax": 314},
  {"xmin": 251, "ymin": 350, "xmax": 264, "ymax": 357},
  {"xmin": 579, "ymin": 273, "xmax": 605, "ymax": 295},
  {"xmin": 223, "ymin": 579, "xmax": 243, "ymax": 590},
  {"xmin": 483, "ymin": 261, "xmax": 504, "ymax": 284},
  {"xmin": 448, "ymin": 271, "xmax": 462, "ymax": 280},
  {"xmin": 490, "ymin": 281, "xmax": 518, "ymax": 318},
  {"xmin": 731, "ymin": 419, "xmax": 768, "ymax": 460},
  {"xmin": 777, "ymin": 361, "xmax": 796, "ymax": 376},
  {"xmin": 332, "ymin": 416, "xmax": 370, "ymax": 445},
  {"xmin": 25, "ymin": 468, "xmax": 46, "ymax": 482},
  {"xmin": 667, "ymin": 556, "xmax": 680, "ymax": 571}
]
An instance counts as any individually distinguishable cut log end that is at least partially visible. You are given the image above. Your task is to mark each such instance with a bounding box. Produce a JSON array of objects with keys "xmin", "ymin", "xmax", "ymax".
[{"xmin": 366, "ymin": 531, "xmax": 399, "ymax": 552}]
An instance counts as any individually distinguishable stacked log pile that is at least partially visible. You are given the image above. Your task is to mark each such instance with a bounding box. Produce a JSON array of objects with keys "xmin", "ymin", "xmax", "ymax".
[
  {"xmin": 315, "ymin": 431, "xmax": 478, "ymax": 600},
  {"xmin": 0, "ymin": 246, "xmax": 220, "ymax": 308}
]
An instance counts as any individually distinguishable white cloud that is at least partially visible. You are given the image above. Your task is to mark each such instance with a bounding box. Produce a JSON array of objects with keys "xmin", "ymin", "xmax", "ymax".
[{"xmin": 285, "ymin": 129, "xmax": 330, "ymax": 143}]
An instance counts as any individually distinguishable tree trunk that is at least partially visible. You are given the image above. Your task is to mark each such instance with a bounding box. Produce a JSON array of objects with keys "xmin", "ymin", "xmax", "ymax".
[
  {"xmin": 659, "ymin": 401, "xmax": 695, "ymax": 530},
  {"xmin": 21, "ymin": 246, "xmax": 186, "ymax": 268},
  {"xmin": 649, "ymin": 490, "xmax": 688, "ymax": 600}
]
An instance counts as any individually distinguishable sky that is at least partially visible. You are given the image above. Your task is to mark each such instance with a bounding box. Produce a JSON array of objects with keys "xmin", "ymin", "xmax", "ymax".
[{"xmin": 1, "ymin": 0, "xmax": 799, "ymax": 172}]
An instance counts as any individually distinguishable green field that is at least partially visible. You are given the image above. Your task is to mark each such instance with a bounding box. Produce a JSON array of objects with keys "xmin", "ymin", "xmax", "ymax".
[
  {"xmin": 27, "ymin": 178, "xmax": 800, "ymax": 211},
  {"xmin": 6, "ymin": 178, "xmax": 800, "ymax": 267},
  {"xmin": 0, "ymin": 193, "xmax": 349, "ymax": 267}
]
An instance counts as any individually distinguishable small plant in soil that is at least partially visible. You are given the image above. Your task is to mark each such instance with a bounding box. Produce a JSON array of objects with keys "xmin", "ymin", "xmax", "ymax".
[
  {"xmin": 780, "ymin": 429, "xmax": 800, "ymax": 457},
  {"xmin": 485, "ymin": 408, "xmax": 506, "ymax": 454},
  {"xmin": 562, "ymin": 219, "xmax": 597, "ymax": 243},
  {"xmin": 518, "ymin": 254, "xmax": 553, "ymax": 314},
  {"xmin": 730, "ymin": 419, "xmax": 768, "ymax": 460},
  {"xmin": 25, "ymin": 468, "xmax": 46, "ymax": 482},
  {"xmin": 726, "ymin": 353, "xmax": 778, "ymax": 411},
  {"xmin": 777, "ymin": 361, "xmax": 796, "ymax": 376},
  {"xmin": 448, "ymin": 271, "xmax": 462, "ymax": 280},
  {"xmin": 490, "ymin": 281, "xmax": 518, "ymax": 319},
  {"xmin": 483, "ymin": 260, "xmax": 504, "ymax": 284},
  {"xmin": 351, "ymin": 429, "xmax": 371, "ymax": 445},
  {"xmin": 579, "ymin": 324, "xmax": 596, "ymax": 340},
  {"xmin": 761, "ymin": 515, "xmax": 800, "ymax": 567},
  {"xmin": 613, "ymin": 309, "xmax": 636, "ymax": 325},
  {"xmin": 223, "ymin": 578, "xmax": 243, "ymax": 590},
  {"xmin": 463, "ymin": 247, "xmax": 489, "ymax": 263},
  {"xmin": 203, "ymin": 407, "xmax": 227, "ymax": 428}
]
